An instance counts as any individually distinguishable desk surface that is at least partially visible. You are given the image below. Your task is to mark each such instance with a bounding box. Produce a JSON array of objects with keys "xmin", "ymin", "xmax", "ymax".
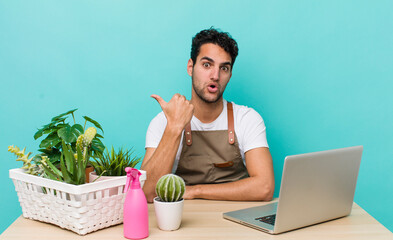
[{"xmin": 1, "ymin": 200, "xmax": 391, "ymax": 240}]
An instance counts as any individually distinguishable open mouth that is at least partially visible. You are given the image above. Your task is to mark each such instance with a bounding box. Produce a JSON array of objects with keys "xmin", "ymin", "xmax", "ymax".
[{"xmin": 208, "ymin": 84, "xmax": 218, "ymax": 93}]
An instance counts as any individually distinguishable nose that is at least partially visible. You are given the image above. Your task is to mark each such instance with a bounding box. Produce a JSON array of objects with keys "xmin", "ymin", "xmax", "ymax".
[{"xmin": 210, "ymin": 67, "xmax": 219, "ymax": 81}]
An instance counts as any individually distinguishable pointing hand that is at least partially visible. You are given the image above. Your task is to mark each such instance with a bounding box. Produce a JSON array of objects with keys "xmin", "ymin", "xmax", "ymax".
[{"xmin": 151, "ymin": 94, "xmax": 194, "ymax": 132}]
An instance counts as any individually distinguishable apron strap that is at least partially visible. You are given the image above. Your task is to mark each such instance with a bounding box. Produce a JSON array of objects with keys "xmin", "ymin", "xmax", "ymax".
[
  {"xmin": 185, "ymin": 123, "xmax": 192, "ymax": 146},
  {"xmin": 227, "ymin": 102, "xmax": 235, "ymax": 145},
  {"xmin": 184, "ymin": 101, "xmax": 235, "ymax": 146}
]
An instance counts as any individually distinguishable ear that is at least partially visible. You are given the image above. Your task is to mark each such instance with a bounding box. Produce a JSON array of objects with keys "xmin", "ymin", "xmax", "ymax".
[{"xmin": 187, "ymin": 59, "xmax": 193, "ymax": 77}]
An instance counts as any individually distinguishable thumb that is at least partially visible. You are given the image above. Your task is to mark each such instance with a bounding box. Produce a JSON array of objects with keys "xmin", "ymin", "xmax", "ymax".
[{"xmin": 151, "ymin": 94, "xmax": 167, "ymax": 108}]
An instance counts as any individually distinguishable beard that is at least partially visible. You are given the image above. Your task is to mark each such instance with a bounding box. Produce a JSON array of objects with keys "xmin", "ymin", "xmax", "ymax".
[{"xmin": 192, "ymin": 77, "xmax": 224, "ymax": 104}]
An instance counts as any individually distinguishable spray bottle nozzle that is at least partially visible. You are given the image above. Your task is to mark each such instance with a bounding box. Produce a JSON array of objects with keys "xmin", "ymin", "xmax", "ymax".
[{"xmin": 124, "ymin": 167, "xmax": 142, "ymax": 193}]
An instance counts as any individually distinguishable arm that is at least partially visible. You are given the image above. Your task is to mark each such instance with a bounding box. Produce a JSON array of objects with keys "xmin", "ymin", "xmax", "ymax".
[
  {"xmin": 183, "ymin": 147, "xmax": 274, "ymax": 201},
  {"xmin": 141, "ymin": 94, "xmax": 194, "ymax": 203}
]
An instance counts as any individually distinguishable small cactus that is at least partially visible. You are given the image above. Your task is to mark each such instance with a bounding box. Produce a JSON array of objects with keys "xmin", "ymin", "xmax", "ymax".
[
  {"xmin": 155, "ymin": 174, "xmax": 185, "ymax": 202},
  {"xmin": 76, "ymin": 127, "xmax": 96, "ymax": 149},
  {"xmin": 75, "ymin": 127, "xmax": 97, "ymax": 161},
  {"xmin": 83, "ymin": 127, "xmax": 97, "ymax": 147},
  {"xmin": 76, "ymin": 135, "xmax": 84, "ymax": 150}
]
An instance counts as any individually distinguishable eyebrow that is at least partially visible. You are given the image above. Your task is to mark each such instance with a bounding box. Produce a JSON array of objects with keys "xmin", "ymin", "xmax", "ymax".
[{"xmin": 200, "ymin": 56, "xmax": 232, "ymax": 66}]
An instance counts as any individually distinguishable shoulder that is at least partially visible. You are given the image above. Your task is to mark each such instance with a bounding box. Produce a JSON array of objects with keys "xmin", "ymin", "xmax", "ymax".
[
  {"xmin": 145, "ymin": 112, "xmax": 167, "ymax": 148},
  {"xmin": 149, "ymin": 111, "xmax": 167, "ymax": 126},
  {"xmin": 231, "ymin": 101, "xmax": 264, "ymax": 124},
  {"xmin": 229, "ymin": 101, "xmax": 269, "ymax": 151},
  {"xmin": 146, "ymin": 112, "xmax": 167, "ymax": 135}
]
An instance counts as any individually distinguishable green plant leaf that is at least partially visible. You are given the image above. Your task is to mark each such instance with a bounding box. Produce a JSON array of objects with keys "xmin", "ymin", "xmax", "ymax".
[
  {"xmin": 34, "ymin": 128, "xmax": 44, "ymax": 140},
  {"xmin": 41, "ymin": 122, "xmax": 54, "ymax": 130},
  {"xmin": 76, "ymin": 146, "xmax": 87, "ymax": 184},
  {"xmin": 39, "ymin": 132, "xmax": 62, "ymax": 148},
  {"xmin": 42, "ymin": 126, "xmax": 58, "ymax": 135},
  {"xmin": 45, "ymin": 124, "xmax": 68, "ymax": 135},
  {"xmin": 42, "ymin": 164, "xmax": 62, "ymax": 181},
  {"xmin": 54, "ymin": 141, "xmax": 62, "ymax": 149},
  {"xmin": 49, "ymin": 153, "xmax": 61, "ymax": 165},
  {"xmin": 83, "ymin": 116, "xmax": 104, "ymax": 133},
  {"xmin": 95, "ymin": 133, "xmax": 104, "ymax": 139},
  {"xmin": 45, "ymin": 158, "xmax": 63, "ymax": 177},
  {"xmin": 57, "ymin": 125, "xmax": 78, "ymax": 143},
  {"xmin": 51, "ymin": 116, "xmax": 68, "ymax": 124},
  {"xmin": 60, "ymin": 152, "xmax": 72, "ymax": 184},
  {"xmin": 51, "ymin": 109, "xmax": 78, "ymax": 122},
  {"xmin": 72, "ymin": 124, "xmax": 84, "ymax": 135},
  {"xmin": 91, "ymin": 138, "xmax": 105, "ymax": 153},
  {"xmin": 34, "ymin": 122, "xmax": 55, "ymax": 140},
  {"xmin": 38, "ymin": 147, "xmax": 56, "ymax": 155},
  {"xmin": 89, "ymin": 146, "xmax": 142, "ymax": 176},
  {"xmin": 62, "ymin": 141, "xmax": 75, "ymax": 173},
  {"xmin": 38, "ymin": 148, "xmax": 61, "ymax": 165}
]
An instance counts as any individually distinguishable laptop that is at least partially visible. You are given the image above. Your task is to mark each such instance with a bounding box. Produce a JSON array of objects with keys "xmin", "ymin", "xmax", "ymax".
[{"xmin": 223, "ymin": 146, "xmax": 363, "ymax": 234}]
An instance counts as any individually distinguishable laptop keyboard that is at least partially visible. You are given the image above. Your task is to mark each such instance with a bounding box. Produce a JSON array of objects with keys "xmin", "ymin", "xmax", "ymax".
[{"xmin": 255, "ymin": 214, "xmax": 276, "ymax": 225}]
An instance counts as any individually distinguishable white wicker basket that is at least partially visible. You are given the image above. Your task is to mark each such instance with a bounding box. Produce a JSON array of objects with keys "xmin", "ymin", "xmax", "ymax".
[{"xmin": 9, "ymin": 168, "xmax": 146, "ymax": 235}]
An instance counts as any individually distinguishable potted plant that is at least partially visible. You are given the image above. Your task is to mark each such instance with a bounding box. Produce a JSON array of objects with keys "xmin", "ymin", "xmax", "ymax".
[
  {"xmin": 9, "ymin": 125, "xmax": 98, "ymax": 185},
  {"xmin": 7, "ymin": 109, "xmax": 141, "ymax": 235},
  {"xmin": 89, "ymin": 146, "xmax": 144, "ymax": 195},
  {"xmin": 40, "ymin": 127, "xmax": 96, "ymax": 185},
  {"xmin": 153, "ymin": 174, "xmax": 186, "ymax": 231},
  {"xmin": 32, "ymin": 109, "xmax": 105, "ymax": 182}
]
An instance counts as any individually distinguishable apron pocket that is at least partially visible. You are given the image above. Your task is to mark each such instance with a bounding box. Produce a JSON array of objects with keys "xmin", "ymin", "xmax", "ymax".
[
  {"xmin": 213, "ymin": 161, "xmax": 234, "ymax": 168},
  {"xmin": 211, "ymin": 157, "xmax": 248, "ymax": 183}
]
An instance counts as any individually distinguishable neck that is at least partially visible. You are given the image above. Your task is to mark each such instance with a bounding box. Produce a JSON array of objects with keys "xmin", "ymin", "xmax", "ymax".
[{"xmin": 190, "ymin": 93, "xmax": 224, "ymax": 123}]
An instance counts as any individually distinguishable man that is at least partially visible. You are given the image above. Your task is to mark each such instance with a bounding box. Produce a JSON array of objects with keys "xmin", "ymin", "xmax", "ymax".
[{"xmin": 141, "ymin": 28, "xmax": 274, "ymax": 203}]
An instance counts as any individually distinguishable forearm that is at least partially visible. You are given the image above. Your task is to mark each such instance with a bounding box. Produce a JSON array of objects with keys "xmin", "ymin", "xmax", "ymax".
[
  {"xmin": 186, "ymin": 176, "xmax": 274, "ymax": 201},
  {"xmin": 141, "ymin": 126, "xmax": 183, "ymax": 202}
]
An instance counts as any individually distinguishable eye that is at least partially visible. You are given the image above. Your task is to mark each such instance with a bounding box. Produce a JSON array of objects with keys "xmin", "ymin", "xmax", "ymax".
[
  {"xmin": 203, "ymin": 62, "xmax": 210, "ymax": 68},
  {"xmin": 221, "ymin": 66, "xmax": 229, "ymax": 72}
]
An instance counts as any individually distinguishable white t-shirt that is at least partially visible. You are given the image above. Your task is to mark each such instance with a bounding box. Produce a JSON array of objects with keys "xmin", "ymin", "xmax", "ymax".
[{"xmin": 145, "ymin": 100, "xmax": 269, "ymax": 172}]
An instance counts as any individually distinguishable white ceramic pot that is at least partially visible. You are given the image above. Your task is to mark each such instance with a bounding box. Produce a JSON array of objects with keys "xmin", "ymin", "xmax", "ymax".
[{"xmin": 153, "ymin": 197, "xmax": 184, "ymax": 231}]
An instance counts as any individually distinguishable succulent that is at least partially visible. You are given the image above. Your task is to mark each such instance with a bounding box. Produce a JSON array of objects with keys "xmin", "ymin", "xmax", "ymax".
[
  {"xmin": 155, "ymin": 174, "xmax": 185, "ymax": 202},
  {"xmin": 8, "ymin": 145, "xmax": 44, "ymax": 176},
  {"xmin": 90, "ymin": 146, "xmax": 142, "ymax": 176}
]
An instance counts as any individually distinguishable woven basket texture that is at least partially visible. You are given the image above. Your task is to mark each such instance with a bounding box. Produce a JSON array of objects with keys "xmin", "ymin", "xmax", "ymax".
[
  {"xmin": 13, "ymin": 179, "xmax": 125, "ymax": 235},
  {"xmin": 9, "ymin": 168, "xmax": 146, "ymax": 235}
]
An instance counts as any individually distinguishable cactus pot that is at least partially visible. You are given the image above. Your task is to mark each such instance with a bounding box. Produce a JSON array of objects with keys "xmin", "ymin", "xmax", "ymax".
[{"xmin": 153, "ymin": 197, "xmax": 184, "ymax": 231}]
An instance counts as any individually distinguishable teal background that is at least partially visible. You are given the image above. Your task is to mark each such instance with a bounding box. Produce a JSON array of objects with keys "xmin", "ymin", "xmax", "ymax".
[{"xmin": 1, "ymin": 0, "xmax": 392, "ymax": 234}]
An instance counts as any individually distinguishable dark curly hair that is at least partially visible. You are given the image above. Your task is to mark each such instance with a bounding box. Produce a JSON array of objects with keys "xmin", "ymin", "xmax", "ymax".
[{"xmin": 190, "ymin": 27, "xmax": 239, "ymax": 67}]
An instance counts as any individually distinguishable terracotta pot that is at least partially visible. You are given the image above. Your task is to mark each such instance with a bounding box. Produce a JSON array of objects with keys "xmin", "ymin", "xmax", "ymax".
[{"xmin": 85, "ymin": 166, "xmax": 94, "ymax": 183}]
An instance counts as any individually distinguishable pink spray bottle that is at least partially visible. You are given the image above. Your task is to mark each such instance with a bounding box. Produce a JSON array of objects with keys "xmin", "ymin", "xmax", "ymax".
[{"xmin": 123, "ymin": 167, "xmax": 149, "ymax": 239}]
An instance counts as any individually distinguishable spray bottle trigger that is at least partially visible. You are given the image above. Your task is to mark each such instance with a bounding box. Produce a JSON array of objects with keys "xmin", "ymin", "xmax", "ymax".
[
  {"xmin": 131, "ymin": 169, "xmax": 141, "ymax": 179},
  {"xmin": 124, "ymin": 167, "xmax": 133, "ymax": 193}
]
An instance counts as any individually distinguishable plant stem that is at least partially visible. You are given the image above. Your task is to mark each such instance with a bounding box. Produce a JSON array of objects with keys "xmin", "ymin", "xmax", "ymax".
[
  {"xmin": 83, "ymin": 120, "xmax": 87, "ymax": 131},
  {"xmin": 72, "ymin": 113, "xmax": 76, "ymax": 124}
]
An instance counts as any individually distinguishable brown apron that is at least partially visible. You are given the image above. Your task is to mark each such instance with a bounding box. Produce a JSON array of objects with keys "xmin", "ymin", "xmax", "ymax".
[{"xmin": 175, "ymin": 102, "xmax": 249, "ymax": 185}]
